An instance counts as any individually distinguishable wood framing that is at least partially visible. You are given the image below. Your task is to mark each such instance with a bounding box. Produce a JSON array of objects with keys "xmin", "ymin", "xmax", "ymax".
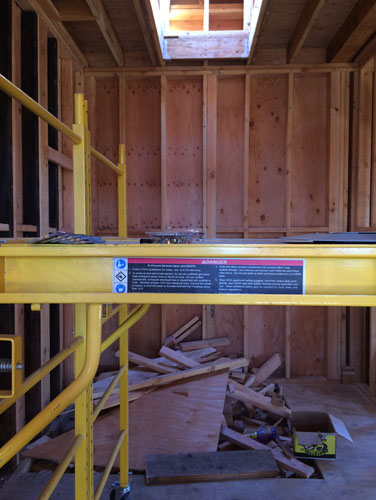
[
  {"xmin": 27, "ymin": 0, "xmax": 88, "ymax": 67},
  {"xmin": 85, "ymin": 0, "xmax": 124, "ymax": 67},
  {"xmin": 328, "ymin": 0, "xmax": 376, "ymax": 63},
  {"xmin": 287, "ymin": 0, "xmax": 326, "ymax": 63},
  {"xmin": 133, "ymin": 0, "xmax": 164, "ymax": 66}
]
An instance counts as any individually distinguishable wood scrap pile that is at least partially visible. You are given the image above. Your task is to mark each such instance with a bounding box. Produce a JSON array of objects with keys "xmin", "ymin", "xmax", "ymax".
[{"xmin": 23, "ymin": 315, "xmax": 314, "ymax": 480}]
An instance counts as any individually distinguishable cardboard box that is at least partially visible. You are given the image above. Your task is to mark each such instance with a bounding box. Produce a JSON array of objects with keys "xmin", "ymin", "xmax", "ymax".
[{"xmin": 292, "ymin": 411, "xmax": 352, "ymax": 460}]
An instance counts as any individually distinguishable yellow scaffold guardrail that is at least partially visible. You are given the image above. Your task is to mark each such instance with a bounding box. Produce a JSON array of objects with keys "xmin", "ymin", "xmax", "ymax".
[{"xmin": 0, "ymin": 72, "xmax": 148, "ymax": 499}]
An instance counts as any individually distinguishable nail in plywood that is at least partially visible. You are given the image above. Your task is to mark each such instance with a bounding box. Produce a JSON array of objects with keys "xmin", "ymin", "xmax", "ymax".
[
  {"xmin": 125, "ymin": 78, "xmax": 161, "ymax": 231},
  {"xmin": 291, "ymin": 73, "xmax": 329, "ymax": 228},
  {"xmin": 216, "ymin": 77, "xmax": 244, "ymax": 231},
  {"xmin": 166, "ymin": 78, "xmax": 203, "ymax": 229},
  {"xmin": 145, "ymin": 450, "xmax": 279, "ymax": 484},
  {"xmin": 248, "ymin": 75, "xmax": 287, "ymax": 229}
]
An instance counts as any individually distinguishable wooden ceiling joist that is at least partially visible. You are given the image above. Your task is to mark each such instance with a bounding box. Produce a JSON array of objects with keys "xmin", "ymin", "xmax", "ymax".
[
  {"xmin": 247, "ymin": 0, "xmax": 270, "ymax": 64},
  {"xmin": 85, "ymin": 0, "xmax": 124, "ymax": 67},
  {"xmin": 287, "ymin": 0, "xmax": 326, "ymax": 63},
  {"xmin": 27, "ymin": 0, "xmax": 88, "ymax": 67},
  {"xmin": 328, "ymin": 0, "xmax": 376, "ymax": 62},
  {"xmin": 53, "ymin": 0, "xmax": 95, "ymax": 22},
  {"xmin": 133, "ymin": 0, "xmax": 165, "ymax": 67}
]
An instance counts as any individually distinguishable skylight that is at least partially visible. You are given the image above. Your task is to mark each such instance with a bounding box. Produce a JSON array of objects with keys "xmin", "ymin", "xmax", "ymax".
[{"xmin": 150, "ymin": 0, "xmax": 264, "ymax": 60}]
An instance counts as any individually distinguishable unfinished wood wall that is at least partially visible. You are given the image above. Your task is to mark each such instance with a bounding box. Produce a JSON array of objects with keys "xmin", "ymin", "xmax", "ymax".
[
  {"xmin": 0, "ymin": 0, "xmax": 83, "ymax": 456},
  {"xmin": 84, "ymin": 66, "xmax": 353, "ymax": 380}
]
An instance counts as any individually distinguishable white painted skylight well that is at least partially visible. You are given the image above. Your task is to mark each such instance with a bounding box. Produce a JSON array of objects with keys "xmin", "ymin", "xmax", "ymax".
[{"xmin": 150, "ymin": 0, "xmax": 265, "ymax": 60}]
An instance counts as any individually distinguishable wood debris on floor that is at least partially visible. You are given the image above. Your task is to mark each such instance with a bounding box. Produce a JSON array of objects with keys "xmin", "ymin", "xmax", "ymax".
[{"xmin": 23, "ymin": 316, "xmax": 319, "ymax": 481}]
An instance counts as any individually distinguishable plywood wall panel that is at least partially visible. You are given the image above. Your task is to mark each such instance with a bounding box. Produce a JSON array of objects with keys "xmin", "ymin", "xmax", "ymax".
[
  {"xmin": 166, "ymin": 78, "xmax": 203, "ymax": 229},
  {"xmin": 94, "ymin": 77, "xmax": 119, "ymax": 234},
  {"xmin": 125, "ymin": 78, "xmax": 161, "ymax": 231},
  {"xmin": 248, "ymin": 75, "xmax": 287, "ymax": 229},
  {"xmin": 291, "ymin": 74, "xmax": 329, "ymax": 228},
  {"xmin": 165, "ymin": 304, "xmax": 202, "ymax": 340},
  {"xmin": 290, "ymin": 306, "xmax": 325, "ymax": 376},
  {"xmin": 245, "ymin": 305, "xmax": 285, "ymax": 369},
  {"xmin": 215, "ymin": 305, "xmax": 243, "ymax": 357},
  {"xmin": 129, "ymin": 304, "xmax": 162, "ymax": 358},
  {"xmin": 216, "ymin": 77, "xmax": 244, "ymax": 230}
]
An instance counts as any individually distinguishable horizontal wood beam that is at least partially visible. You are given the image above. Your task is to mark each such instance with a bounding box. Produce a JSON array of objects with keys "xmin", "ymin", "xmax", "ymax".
[
  {"xmin": 47, "ymin": 146, "xmax": 73, "ymax": 170},
  {"xmin": 328, "ymin": 0, "xmax": 376, "ymax": 62},
  {"xmin": 27, "ymin": 0, "xmax": 88, "ymax": 67},
  {"xmin": 287, "ymin": 0, "xmax": 326, "ymax": 63},
  {"xmin": 0, "ymin": 223, "xmax": 10, "ymax": 232},
  {"xmin": 85, "ymin": 0, "xmax": 124, "ymax": 67}
]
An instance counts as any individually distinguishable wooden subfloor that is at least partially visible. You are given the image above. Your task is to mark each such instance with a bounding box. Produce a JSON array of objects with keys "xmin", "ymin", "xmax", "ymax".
[{"xmin": 0, "ymin": 383, "xmax": 375, "ymax": 499}]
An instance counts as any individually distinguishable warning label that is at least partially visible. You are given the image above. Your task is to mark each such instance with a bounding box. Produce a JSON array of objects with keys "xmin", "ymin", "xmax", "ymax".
[{"xmin": 113, "ymin": 257, "xmax": 305, "ymax": 294}]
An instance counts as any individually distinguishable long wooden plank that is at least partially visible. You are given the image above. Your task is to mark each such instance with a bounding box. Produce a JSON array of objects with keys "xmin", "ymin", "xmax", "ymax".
[
  {"xmin": 47, "ymin": 146, "xmax": 73, "ymax": 170},
  {"xmin": 220, "ymin": 427, "xmax": 314, "ymax": 478},
  {"xmin": 180, "ymin": 337, "xmax": 230, "ymax": 351},
  {"xmin": 287, "ymin": 0, "xmax": 326, "ymax": 63},
  {"xmin": 129, "ymin": 357, "xmax": 249, "ymax": 392},
  {"xmin": 128, "ymin": 351, "xmax": 176, "ymax": 374},
  {"xmin": 164, "ymin": 315, "xmax": 201, "ymax": 346},
  {"xmin": 328, "ymin": 0, "xmax": 376, "ymax": 63},
  {"xmin": 145, "ymin": 450, "xmax": 279, "ymax": 484},
  {"xmin": 252, "ymin": 353, "xmax": 282, "ymax": 386},
  {"xmin": 228, "ymin": 386, "xmax": 291, "ymax": 418},
  {"xmin": 159, "ymin": 345, "xmax": 200, "ymax": 368},
  {"xmin": 133, "ymin": 0, "xmax": 164, "ymax": 66}
]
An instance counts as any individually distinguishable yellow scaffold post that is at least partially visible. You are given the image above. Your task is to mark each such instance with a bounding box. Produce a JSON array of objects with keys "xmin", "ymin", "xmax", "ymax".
[{"xmin": 73, "ymin": 93, "xmax": 94, "ymax": 498}]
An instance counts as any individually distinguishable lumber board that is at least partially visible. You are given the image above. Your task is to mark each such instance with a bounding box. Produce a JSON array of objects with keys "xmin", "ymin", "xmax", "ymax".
[
  {"xmin": 129, "ymin": 351, "xmax": 176, "ymax": 374},
  {"xmin": 129, "ymin": 357, "xmax": 249, "ymax": 392},
  {"xmin": 145, "ymin": 450, "xmax": 279, "ymax": 484},
  {"xmin": 220, "ymin": 427, "xmax": 314, "ymax": 478},
  {"xmin": 25, "ymin": 372, "xmax": 229, "ymax": 470},
  {"xmin": 180, "ymin": 337, "xmax": 230, "ymax": 351},
  {"xmin": 252, "ymin": 353, "xmax": 282, "ymax": 387},
  {"xmin": 159, "ymin": 345, "xmax": 200, "ymax": 368},
  {"xmin": 228, "ymin": 383, "xmax": 291, "ymax": 419},
  {"xmin": 164, "ymin": 315, "xmax": 201, "ymax": 347}
]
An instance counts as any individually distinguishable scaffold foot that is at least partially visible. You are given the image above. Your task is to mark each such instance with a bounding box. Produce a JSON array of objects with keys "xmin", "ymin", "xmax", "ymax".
[{"xmin": 110, "ymin": 481, "xmax": 130, "ymax": 500}]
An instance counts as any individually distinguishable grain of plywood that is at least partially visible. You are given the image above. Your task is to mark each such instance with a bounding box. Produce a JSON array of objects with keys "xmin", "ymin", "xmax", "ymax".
[
  {"xmin": 24, "ymin": 371, "xmax": 229, "ymax": 471},
  {"xmin": 291, "ymin": 73, "xmax": 329, "ymax": 228},
  {"xmin": 165, "ymin": 305, "xmax": 203, "ymax": 341},
  {"xmin": 94, "ymin": 77, "xmax": 119, "ymax": 234},
  {"xmin": 245, "ymin": 305, "xmax": 285, "ymax": 369},
  {"xmin": 248, "ymin": 75, "xmax": 287, "ymax": 229},
  {"xmin": 290, "ymin": 306, "xmax": 325, "ymax": 377},
  {"xmin": 166, "ymin": 78, "xmax": 203, "ymax": 229},
  {"xmin": 129, "ymin": 304, "xmax": 162, "ymax": 358},
  {"xmin": 214, "ymin": 305, "xmax": 243, "ymax": 357},
  {"xmin": 125, "ymin": 78, "xmax": 161, "ymax": 231},
  {"xmin": 216, "ymin": 77, "xmax": 244, "ymax": 230}
]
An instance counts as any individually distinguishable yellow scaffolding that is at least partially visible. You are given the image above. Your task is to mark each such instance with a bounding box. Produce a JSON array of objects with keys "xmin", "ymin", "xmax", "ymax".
[{"xmin": 1, "ymin": 72, "xmax": 376, "ymax": 499}]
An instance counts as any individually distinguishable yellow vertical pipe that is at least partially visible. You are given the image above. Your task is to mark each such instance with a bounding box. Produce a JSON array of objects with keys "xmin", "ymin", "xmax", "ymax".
[
  {"xmin": 118, "ymin": 144, "xmax": 127, "ymax": 239},
  {"xmin": 118, "ymin": 143, "xmax": 129, "ymax": 488},
  {"xmin": 73, "ymin": 93, "xmax": 94, "ymax": 500}
]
